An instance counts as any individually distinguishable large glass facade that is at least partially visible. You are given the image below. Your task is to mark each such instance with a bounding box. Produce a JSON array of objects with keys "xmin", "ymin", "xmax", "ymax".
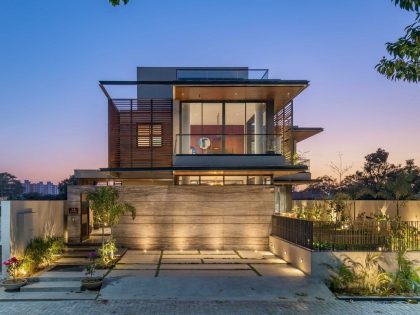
[{"xmin": 179, "ymin": 102, "xmax": 269, "ymax": 154}]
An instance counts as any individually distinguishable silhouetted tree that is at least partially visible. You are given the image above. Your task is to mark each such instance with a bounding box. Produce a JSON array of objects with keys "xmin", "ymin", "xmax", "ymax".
[
  {"xmin": 0, "ymin": 172, "xmax": 23, "ymax": 200},
  {"xmin": 376, "ymin": 0, "xmax": 420, "ymax": 82}
]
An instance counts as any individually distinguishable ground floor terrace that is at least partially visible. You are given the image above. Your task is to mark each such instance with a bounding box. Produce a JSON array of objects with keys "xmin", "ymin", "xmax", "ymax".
[{"xmin": 1, "ymin": 249, "xmax": 420, "ymax": 315}]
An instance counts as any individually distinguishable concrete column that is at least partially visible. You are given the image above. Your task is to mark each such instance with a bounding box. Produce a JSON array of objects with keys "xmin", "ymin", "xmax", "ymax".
[
  {"xmin": 254, "ymin": 103, "xmax": 265, "ymax": 154},
  {"xmin": 181, "ymin": 103, "xmax": 190, "ymax": 154}
]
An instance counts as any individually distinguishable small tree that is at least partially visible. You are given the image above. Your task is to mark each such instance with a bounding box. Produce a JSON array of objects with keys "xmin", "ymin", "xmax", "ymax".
[
  {"xmin": 382, "ymin": 173, "xmax": 415, "ymax": 216},
  {"xmin": 87, "ymin": 187, "xmax": 136, "ymax": 251}
]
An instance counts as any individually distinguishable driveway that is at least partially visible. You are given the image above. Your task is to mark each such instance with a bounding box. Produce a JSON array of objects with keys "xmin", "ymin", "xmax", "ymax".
[{"xmin": 99, "ymin": 249, "xmax": 333, "ymax": 301}]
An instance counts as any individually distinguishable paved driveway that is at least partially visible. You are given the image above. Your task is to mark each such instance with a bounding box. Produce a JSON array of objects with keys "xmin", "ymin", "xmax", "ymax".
[{"xmin": 99, "ymin": 249, "xmax": 333, "ymax": 302}]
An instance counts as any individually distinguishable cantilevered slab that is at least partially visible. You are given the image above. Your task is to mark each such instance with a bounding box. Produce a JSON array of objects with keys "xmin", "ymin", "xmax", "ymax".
[
  {"xmin": 174, "ymin": 83, "xmax": 308, "ymax": 111},
  {"xmin": 293, "ymin": 126, "xmax": 323, "ymax": 143}
]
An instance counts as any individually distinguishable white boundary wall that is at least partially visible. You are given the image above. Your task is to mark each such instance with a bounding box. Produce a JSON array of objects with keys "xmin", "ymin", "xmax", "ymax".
[
  {"xmin": 269, "ymin": 236, "xmax": 420, "ymax": 280},
  {"xmin": 1, "ymin": 200, "xmax": 65, "ymax": 277}
]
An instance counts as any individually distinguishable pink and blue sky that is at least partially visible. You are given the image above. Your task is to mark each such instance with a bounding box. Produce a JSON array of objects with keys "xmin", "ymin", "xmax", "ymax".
[{"xmin": 1, "ymin": 0, "xmax": 419, "ymax": 183}]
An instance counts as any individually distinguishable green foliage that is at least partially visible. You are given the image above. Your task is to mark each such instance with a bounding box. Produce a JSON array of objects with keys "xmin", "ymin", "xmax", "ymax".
[
  {"xmin": 392, "ymin": 248, "xmax": 420, "ymax": 294},
  {"xmin": 328, "ymin": 193, "xmax": 350, "ymax": 222},
  {"xmin": 327, "ymin": 253, "xmax": 392, "ymax": 295},
  {"xmin": 376, "ymin": 0, "xmax": 420, "ymax": 82},
  {"xmin": 24, "ymin": 236, "xmax": 64, "ymax": 273},
  {"xmin": 0, "ymin": 172, "xmax": 23, "ymax": 200},
  {"xmin": 109, "ymin": 0, "xmax": 129, "ymax": 6},
  {"xmin": 87, "ymin": 187, "xmax": 136, "ymax": 248},
  {"xmin": 328, "ymin": 250, "xmax": 420, "ymax": 296},
  {"xmin": 58, "ymin": 175, "xmax": 77, "ymax": 200},
  {"xmin": 85, "ymin": 251, "xmax": 98, "ymax": 278},
  {"xmin": 98, "ymin": 239, "xmax": 117, "ymax": 267}
]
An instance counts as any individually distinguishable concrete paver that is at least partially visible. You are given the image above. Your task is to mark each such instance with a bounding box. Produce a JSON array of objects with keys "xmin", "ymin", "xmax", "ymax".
[
  {"xmin": 164, "ymin": 250, "xmax": 199, "ymax": 254},
  {"xmin": 161, "ymin": 258, "xmax": 203, "ymax": 264},
  {"xmin": 114, "ymin": 263, "xmax": 157, "ymax": 270},
  {"xmin": 118, "ymin": 254, "xmax": 160, "ymax": 264},
  {"xmin": 160, "ymin": 264, "xmax": 251, "ymax": 270},
  {"xmin": 158, "ymin": 270, "xmax": 257, "ymax": 277},
  {"xmin": 202, "ymin": 258, "xmax": 285, "ymax": 264},
  {"xmin": 99, "ymin": 276, "xmax": 333, "ymax": 301},
  {"xmin": 106, "ymin": 270, "xmax": 156, "ymax": 278},
  {"xmin": 199, "ymin": 250, "xmax": 236, "ymax": 255},
  {"xmin": 1, "ymin": 300, "xmax": 420, "ymax": 315},
  {"xmin": 251, "ymin": 264, "xmax": 305, "ymax": 277}
]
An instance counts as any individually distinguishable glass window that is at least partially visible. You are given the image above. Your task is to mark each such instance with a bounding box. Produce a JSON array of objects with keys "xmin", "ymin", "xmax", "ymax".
[
  {"xmin": 224, "ymin": 176, "xmax": 247, "ymax": 185},
  {"xmin": 246, "ymin": 103, "xmax": 266, "ymax": 154},
  {"xmin": 200, "ymin": 176, "xmax": 223, "ymax": 186},
  {"xmin": 225, "ymin": 103, "xmax": 245, "ymax": 154}
]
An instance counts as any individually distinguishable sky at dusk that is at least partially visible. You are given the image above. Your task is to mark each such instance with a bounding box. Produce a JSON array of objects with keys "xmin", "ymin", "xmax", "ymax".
[{"xmin": 1, "ymin": 0, "xmax": 419, "ymax": 183}]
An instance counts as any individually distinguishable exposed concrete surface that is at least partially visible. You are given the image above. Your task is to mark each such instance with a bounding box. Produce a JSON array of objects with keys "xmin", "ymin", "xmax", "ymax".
[{"xmin": 99, "ymin": 276, "xmax": 333, "ymax": 301}]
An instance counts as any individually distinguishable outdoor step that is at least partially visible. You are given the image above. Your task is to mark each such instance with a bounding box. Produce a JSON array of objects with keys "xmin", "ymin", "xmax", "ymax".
[
  {"xmin": 64, "ymin": 247, "xmax": 99, "ymax": 252},
  {"xmin": 61, "ymin": 252, "xmax": 92, "ymax": 258},
  {"xmin": 20, "ymin": 281, "xmax": 82, "ymax": 293}
]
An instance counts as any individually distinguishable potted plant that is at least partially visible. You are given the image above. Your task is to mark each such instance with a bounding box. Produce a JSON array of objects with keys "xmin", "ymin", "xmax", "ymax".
[
  {"xmin": 81, "ymin": 251, "xmax": 103, "ymax": 290},
  {"xmin": 1, "ymin": 257, "xmax": 27, "ymax": 291}
]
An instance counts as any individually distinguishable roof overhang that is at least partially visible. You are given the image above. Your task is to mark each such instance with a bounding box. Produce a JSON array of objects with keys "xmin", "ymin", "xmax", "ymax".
[
  {"xmin": 173, "ymin": 82, "xmax": 308, "ymax": 111},
  {"xmin": 293, "ymin": 127, "xmax": 324, "ymax": 142},
  {"xmin": 98, "ymin": 80, "xmax": 309, "ymax": 111}
]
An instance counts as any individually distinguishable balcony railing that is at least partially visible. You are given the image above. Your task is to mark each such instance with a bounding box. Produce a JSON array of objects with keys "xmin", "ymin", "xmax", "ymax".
[
  {"xmin": 174, "ymin": 134, "xmax": 282, "ymax": 155},
  {"xmin": 176, "ymin": 69, "xmax": 269, "ymax": 81}
]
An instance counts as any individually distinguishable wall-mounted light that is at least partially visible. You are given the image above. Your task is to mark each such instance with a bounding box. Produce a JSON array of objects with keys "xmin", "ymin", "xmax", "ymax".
[{"xmin": 300, "ymin": 258, "xmax": 303, "ymax": 263}]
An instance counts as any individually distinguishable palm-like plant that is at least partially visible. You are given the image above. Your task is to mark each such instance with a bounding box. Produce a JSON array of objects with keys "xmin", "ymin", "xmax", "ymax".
[
  {"xmin": 328, "ymin": 253, "xmax": 392, "ymax": 295},
  {"xmin": 87, "ymin": 187, "xmax": 136, "ymax": 250},
  {"xmin": 382, "ymin": 173, "xmax": 415, "ymax": 216}
]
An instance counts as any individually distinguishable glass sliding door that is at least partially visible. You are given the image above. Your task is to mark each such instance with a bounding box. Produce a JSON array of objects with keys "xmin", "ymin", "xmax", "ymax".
[
  {"xmin": 225, "ymin": 102, "xmax": 245, "ymax": 154},
  {"xmin": 179, "ymin": 101, "xmax": 267, "ymax": 154},
  {"xmin": 246, "ymin": 103, "xmax": 266, "ymax": 154}
]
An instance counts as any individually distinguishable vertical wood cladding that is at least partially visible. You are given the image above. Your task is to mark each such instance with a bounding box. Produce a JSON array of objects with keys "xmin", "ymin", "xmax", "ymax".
[{"xmin": 108, "ymin": 99, "xmax": 173, "ymax": 168}]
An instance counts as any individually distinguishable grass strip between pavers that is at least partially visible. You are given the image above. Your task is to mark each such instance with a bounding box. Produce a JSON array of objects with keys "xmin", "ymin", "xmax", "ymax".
[
  {"xmin": 155, "ymin": 250, "xmax": 163, "ymax": 277},
  {"xmin": 233, "ymin": 249, "xmax": 244, "ymax": 259},
  {"xmin": 247, "ymin": 264, "xmax": 262, "ymax": 276}
]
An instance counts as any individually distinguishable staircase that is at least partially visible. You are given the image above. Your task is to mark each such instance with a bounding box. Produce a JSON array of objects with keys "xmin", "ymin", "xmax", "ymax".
[{"xmin": 20, "ymin": 245, "xmax": 102, "ymax": 295}]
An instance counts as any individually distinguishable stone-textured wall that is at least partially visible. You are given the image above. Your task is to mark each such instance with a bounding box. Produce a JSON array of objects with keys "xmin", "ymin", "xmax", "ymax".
[{"xmin": 68, "ymin": 185, "xmax": 275, "ymax": 250}]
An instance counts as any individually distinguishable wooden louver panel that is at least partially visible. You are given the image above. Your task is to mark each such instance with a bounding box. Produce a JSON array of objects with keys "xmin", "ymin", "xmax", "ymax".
[{"xmin": 108, "ymin": 99, "xmax": 172, "ymax": 168}]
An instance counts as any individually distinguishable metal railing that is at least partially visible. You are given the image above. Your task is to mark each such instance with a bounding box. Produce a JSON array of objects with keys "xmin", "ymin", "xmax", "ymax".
[
  {"xmin": 174, "ymin": 134, "xmax": 282, "ymax": 155},
  {"xmin": 271, "ymin": 215, "xmax": 420, "ymax": 251},
  {"xmin": 176, "ymin": 68, "xmax": 269, "ymax": 81}
]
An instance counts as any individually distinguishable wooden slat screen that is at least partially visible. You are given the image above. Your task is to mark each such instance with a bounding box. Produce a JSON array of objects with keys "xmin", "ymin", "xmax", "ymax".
[
  {"xmin": 108, "ymin": 99, "xmax": 173, "ymax": 168},
  {"xmin": 274, "ymin": 101, "xmax": 293, "ymax": 163}
]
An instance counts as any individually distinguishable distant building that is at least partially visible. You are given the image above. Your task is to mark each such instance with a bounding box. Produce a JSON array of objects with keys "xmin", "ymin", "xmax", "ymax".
[{"xmin": 22, "ymin": 180, "xmax": 59, "ymax": 195}]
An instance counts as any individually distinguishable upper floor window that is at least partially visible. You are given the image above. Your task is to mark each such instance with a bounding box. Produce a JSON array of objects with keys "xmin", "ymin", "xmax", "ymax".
[{"xmin": 137, "ymin": 124, "xmax": 162, "ymax": 147}]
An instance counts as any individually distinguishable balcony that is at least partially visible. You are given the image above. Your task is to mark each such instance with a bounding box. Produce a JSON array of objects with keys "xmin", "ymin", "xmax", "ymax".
[
  {"xmin": 176, "ymin": 68, "xmax": 269, "ymax": 81},
  {"xmin": 174, "ymin": 134, "xmax": 282, "ymax": 155}
]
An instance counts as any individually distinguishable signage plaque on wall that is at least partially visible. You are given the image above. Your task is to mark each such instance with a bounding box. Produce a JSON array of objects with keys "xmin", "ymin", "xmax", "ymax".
[{"xmin": 69, "ymin": 207, "xmax": 79, "ymax": 215}]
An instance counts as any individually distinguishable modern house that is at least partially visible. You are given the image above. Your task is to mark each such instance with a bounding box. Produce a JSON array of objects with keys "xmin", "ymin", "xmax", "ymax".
[{"xmin": 66, "ymin": 67, "xmax": 322, "ymax": 250}]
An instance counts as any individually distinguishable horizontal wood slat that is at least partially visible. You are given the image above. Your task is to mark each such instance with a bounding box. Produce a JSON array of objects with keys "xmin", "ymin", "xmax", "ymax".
[{"xmin": 108, "ymin": 99, "xmax": 173, "ymax": 168}]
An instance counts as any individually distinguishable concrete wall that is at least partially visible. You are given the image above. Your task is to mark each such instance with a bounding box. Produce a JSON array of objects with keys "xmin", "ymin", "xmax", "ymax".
[
  {"xmin": 68, "ymin": 185, "xmax": 275, "ymax": 250},
  {"xmin": 269, "ymin": 235, "xmax": 420, "ymax": 280},
  {"xmin": 1, "ymin": 200, "xmax": 65, "ymax": 276},
  {"xmin": 293, "ymin": 200, "xmax": 420, "ymax": 221}
]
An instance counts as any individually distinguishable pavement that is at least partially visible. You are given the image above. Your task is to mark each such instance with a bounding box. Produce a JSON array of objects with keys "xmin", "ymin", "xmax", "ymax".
[{"xmin": 1, "ymin": 249, "xmax": 420, "ymax": 314}]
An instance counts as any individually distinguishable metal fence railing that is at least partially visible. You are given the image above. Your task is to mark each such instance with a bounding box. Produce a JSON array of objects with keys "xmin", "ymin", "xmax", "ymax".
[{"xmin": 271, "ymin": 215, "xmax": 420, "ymax": 251}]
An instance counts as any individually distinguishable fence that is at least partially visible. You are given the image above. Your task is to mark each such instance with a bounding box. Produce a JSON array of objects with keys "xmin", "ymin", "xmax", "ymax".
[{"xmin": 271, "ymin": 215, "xmax": 420, "ymax": 251}]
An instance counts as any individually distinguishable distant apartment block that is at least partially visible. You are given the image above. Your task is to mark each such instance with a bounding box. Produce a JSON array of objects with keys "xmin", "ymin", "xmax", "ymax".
[{"xmin": 22, "ymin": 180, "xmax": 59, "ymax": 195}]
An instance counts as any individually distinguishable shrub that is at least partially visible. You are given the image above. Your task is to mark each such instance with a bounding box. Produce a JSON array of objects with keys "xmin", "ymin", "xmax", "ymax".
[
  {"xmin": 97, "ymin": 239, "xmax": 117, "ymax": 267},
  {"xmin": 23, "ymin": 236, "xmax": 64, "ymax": 273}
]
